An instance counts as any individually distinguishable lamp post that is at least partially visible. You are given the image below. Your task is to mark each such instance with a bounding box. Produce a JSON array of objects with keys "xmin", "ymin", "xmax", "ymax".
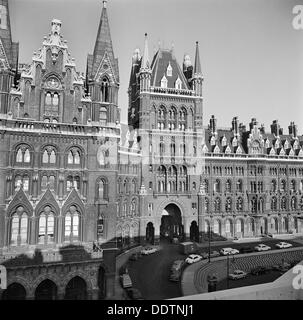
[{"xmin": 226, "ymin": 253, "xmax": 235, "ymax": 289}]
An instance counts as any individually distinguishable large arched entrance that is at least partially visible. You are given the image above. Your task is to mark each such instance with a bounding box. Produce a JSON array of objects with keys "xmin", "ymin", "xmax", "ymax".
[
  {"xmin": 190, "ymin": 221, "xmax": 199, "ymax": 242},
  {"xmin": 2, "ymin": 283, "xmax": 26, "ymax": 300},
  {"xmin": 35, "ymin": 279, "xmax": 57, "ymax": 300},
  {"xmin": 146, "ymin": 222, "xmax": 155, "ymax": 244},
  {"xmin": 65, "ymin": 276, "xmax": 87, "ymax": 300},
  {"xmin": 160, "ymin": 204, "xmax": 184, "ymax": 242}
]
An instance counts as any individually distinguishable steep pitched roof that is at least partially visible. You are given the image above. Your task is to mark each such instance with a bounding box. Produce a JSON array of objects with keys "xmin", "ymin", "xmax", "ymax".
[
  {"xmin": 87, "ymin": 2, "xmax": 119, "ymax": 82},
  {"xmin": 150, "ymin": 49, "xmax": 189, "ymax": 90},
  {"xmin": 0, "ymin": 0, "xmax": 18, "ymax": 70}
]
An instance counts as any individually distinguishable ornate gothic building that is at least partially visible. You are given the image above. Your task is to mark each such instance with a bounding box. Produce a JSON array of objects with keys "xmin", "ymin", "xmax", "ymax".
[
  {"xmin": 0, "ymin": 0, "xmax": 119, "ymax": 300},
  {"xmin": 1, "ymin": 0, "xmax": 303, "ymax": 300}
]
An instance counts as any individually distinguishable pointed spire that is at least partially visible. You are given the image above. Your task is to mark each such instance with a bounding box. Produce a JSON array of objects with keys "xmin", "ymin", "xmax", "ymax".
[
  {"xmin": 0, "ymin": 0, "xmax": 18, "ymax": 70},
  {"xmin": 140, "ymin": 33, "xmax": 150, "ymax": 72},
  {"xmin": 194, "ymin": 41, "xmax": 202, "ymax": 75},
  {"xmin": 89, "ymin": 0, "xmax": 118, "ymax": 80}
]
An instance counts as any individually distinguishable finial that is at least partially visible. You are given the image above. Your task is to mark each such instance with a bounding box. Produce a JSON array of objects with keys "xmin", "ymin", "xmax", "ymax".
[{"xmin": 103, "ymin": 0, "xmax": 107, "ymax": 8}]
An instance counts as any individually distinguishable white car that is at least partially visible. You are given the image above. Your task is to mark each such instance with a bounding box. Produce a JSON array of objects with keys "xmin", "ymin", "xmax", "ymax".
[
  {"xmin": 229, "ymin": 270, "xmax": 247, "ymax": 280},
  {"xmin": 140, "ymin": 247, "xmax": 158, "ymax": 255},
  {"xmin": 185, "ymin": 254, "xmax": 202, "ymax": 264},
  {"xmin": 220, "ymin": 248, "xmax": 240, "ymax": 255},
  {"xmin": 275, "ymin": 242, "xmax": 293, "ymax": 249},
  {"xmin": 254, "ymin": 244, "xmax": 271, "ymax": 252}
]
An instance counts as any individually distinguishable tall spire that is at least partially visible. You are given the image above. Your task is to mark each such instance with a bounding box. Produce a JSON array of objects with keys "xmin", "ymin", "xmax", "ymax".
[
  {"xmin": 0, "ymin": 0, "xmax": 18, "ymax": 70},
  {"xmin": 194, "ymin": 41, "xmax": 202, "ymax": 75},
  {"xmin": 89, "ymin": 0, "xmax": 118, "ymax": 81},
  {"xmin": 140, "ymin": 33, "xmax": 150, "ymax": 72}
]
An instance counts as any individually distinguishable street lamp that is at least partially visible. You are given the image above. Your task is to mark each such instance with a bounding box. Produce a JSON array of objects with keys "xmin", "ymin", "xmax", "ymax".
[{"xmin": 226, "ymin": 253, "xmax": 236, "ymax": 289}]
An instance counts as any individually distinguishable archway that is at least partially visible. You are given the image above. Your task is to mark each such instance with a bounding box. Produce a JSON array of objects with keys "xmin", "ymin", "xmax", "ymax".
[
  {"xmin": 270, "ymin": 217, "xmax": 278, "ymax": 234},
  {"xmin": 35, "ymin": 279, "xmax": 57, "ymax": 300},
  {"xmin": 235, "ymin": 219, "xmax": 244, "ymax": 237},
  {"xmin": 146, "ymin": 222, "xmax": 155, "ymax": 244},
  {"xmin": 64, "ymin": 276, "xmax": 87, "ymax": 300},
  {"xmin": 190, "ymin": 221, "xmax": 199, "ymax": 242},
  {"xmin": 2, "ymin": 283, "xmax": 26, "ymax": 300},
  {"xmin": 98, "ymin": 267, "xmax": 106, "ymax": 300},
  {"xmin": 160, "ymin": 204, "xmax": 183, "ymax": 242}
]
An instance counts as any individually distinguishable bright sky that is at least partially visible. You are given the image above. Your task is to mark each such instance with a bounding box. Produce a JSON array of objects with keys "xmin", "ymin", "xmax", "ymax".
[{"xmin": 10, "ymin": 0, "xmax": 303, "ymax": 134}]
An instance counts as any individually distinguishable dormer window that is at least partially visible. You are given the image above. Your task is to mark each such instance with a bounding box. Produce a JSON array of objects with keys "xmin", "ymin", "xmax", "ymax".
[
  {"xmin": 161, "ymin": 75, "xmax": 168, "ymax": 88},
  {"xmin": 167, "ymin": 62, "xmax": 172, "ymax": 77},
  {"xmin": 210, "ymin": 136, "xmax": 216, "ymax": 146},
  {"xmin": 221, "ymin": 136, "xmax": 227, "ymax": 147},
  {"xmin": 175, "ymin": 76, "xmax": 182, "ymax": 90},
  {"xmin": 232, "ymin": 137, "xmax": 237, "ymax": 147}
]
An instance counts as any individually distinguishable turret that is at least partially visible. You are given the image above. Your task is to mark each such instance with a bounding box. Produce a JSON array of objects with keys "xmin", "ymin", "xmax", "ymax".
[
  {"xmin": 139, "ymin": 33, "xmax": 152, "ymax": 92},
  {"xmin": 192, "ymin": 41, "xmax": 203, "ymax": 96}
]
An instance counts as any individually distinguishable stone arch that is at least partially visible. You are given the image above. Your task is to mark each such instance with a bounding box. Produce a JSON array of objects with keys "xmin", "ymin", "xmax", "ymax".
[
  {"xmin": 35, "ymin": 189, "xmax": 60, "ymax": 216},
  {"xmin": 35, "ymin": 279, "xmax": 58, "ymax": 300},
  {"xmin": 64, "ymin": 275, "xmax": 89, "ymax": 300},
  {"xmin": 156, "ymin": 199, "xmax": 185, "ymax": 223},
  {"xmin": 260, "ymin": 217, "xmax": 268, "ymax": 235},
  {"xmin": 32, "ymin": 274, "xmax": 60, "ymax": 294},
  {"xmin": 2, "ymin": 282, "xmax": 27, "ymax": 300},
  {"xmin": 5, "ymin": 277, "xmax": 31, "ymax": 298},
  {"xmin": 62, "ymin": 271, "xmax": 93, "ymax": 293},
  {"xmin": 213, "ymin": 219, "xmax": 222, "ymax": 235},
  {"xmin": 189, "ymin": 220, "xmax": 199, "ymax": 242}
]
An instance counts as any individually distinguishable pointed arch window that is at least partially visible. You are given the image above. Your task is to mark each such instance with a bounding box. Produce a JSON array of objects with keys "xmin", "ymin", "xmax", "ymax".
[
  {"xmin": 64, "ymin": 206, "xmax": 81, "ymax": 242},
  {"xmin": 101, "ymin": 78, "xmax": 109, "ymax": 102},
  {"xmin": 38, "ymin": 206, "xmax": 55, "ymax": 244},
  {"xmin": 16, "ymin": 146, "xmax": 31, "ymax": 164},
  {"xmin": 10, "ymin": 207, "xmax": 28, "ymax": 246},
  {"xmin": 42, "ymin": 147, "xmax": 57, "ymax": 164},
  {"xmin": 67, "ymin": 148, "xmax": 82, "ymax": 166},
  {"xmin": 99, "ymin": 107, "xmax": 107, "ymax": 126},
  {"xmin": 97, "ymin": 178, "xmax": 108, "ymax": 200}
]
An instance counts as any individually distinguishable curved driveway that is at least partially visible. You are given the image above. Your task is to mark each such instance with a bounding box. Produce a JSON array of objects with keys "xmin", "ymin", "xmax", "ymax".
[{"xmin": 181, "ymin": 247, "xmax": 303, "ymax": 296}]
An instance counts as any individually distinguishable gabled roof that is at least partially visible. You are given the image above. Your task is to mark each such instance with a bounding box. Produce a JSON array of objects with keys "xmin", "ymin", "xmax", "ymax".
[{"xmin": 150, "ymin": 49, "xmax": 189, "ymax": 90}]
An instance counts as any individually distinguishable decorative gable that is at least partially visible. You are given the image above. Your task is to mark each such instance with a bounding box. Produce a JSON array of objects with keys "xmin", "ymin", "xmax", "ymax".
[
  {"xmin": 236, "ymin": 146, "xmax": 242, "ymax": 154},
  {"xmin": 160, "ymin": 75, "xmax": 168, "ymax": 88},
  {"xmin": 269, "ymin": 147, "xmax": 276, "ymax": 156},
  {"xmin": 210, "ymin": 136, "xmax": 216, "ymax": 146},
  {"xmin": 166, "ymin": 61, "xmax": 172, "ymax": 77},
  {"xmin": 214, "ymin": 145, "xmax": 220, "ymax": 154},
  {"xmin": 221, "ymin": 135, "xmax": 227, "ymax": 147},
  {"xmin": 279, "ymin": 148, "xmax": 285, "ymax": 156},
  {"xmin": 175, "ymin": 76, "xmax": 182, "ymax": 90},
  {"xmin": 202, "ymin": 144, "xmax": 209, "ymax": 153},
  {"xmin": 225, "ymin": 145, "xmax": 231, "ymax": 154},
  {"xmin": 298, "ymin": 149, "xmax": 303, "ymax": 158},
  {"xmin": 232, "ymin": 137, "xmax": 238, "ymax": 147}
]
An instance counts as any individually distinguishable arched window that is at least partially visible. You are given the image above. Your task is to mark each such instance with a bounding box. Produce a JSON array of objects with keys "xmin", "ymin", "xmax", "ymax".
[
  {"xmin": 160, "ymin": 142, "xmax": 165, "ymax": 156},
  {"xmin": 290, "ymin": 196, "xmax": 297, "ymax": 211},
  {"xmin": 99, "ymin": 107, "xmax": 107, "ymax": 126},
  {"xmin": 53, "ymin": 93, "xmax": 59, "ymax": 106},
  {"xmin": 205, "ymin": 198, "xmax": 209, "ymax": 213},
  {"xmin": 204, "ymin": 179, "xmax": 209, "ymax": 193},
  {"xmin": 42, "ymin": 147, "xmax": 57, "ymax": 164},
  {"xmin": 281, "ymin": 196, "xmax": 287, "ymax": 211},
  {"xmin": 101, "ymin": 78, "xmax": 109, "ymax": 102},
  {"xmin": 97, "ymin": 179, "xmax": 108, "ymax": 200},
  {"xmin": 214, "ymin": 197, "xmax": 221, "ymax": 212},
  {"xmin": 271, "ymin": 180, "xmax": 277, "ymax": 192},
  {"xmin": 45, "ymin": 92, "xmax": 52, "ymax": 105},
  {"xmin": 225, "ymin": 180, "xmax": 232, "ymax": 193},
  {"xmin": 225, "ymin": 197, "xmax": 232, "ymax": 212},
  {"xmin": 280, "ymin": 180, "xmax": 286, "ymax": 192},
  {"xmin": 67, "ymin": 148, "xmax": 81, "ymax": 165},
  {"xmin": 14, "ymin": 175, "xmax": 29, "ymax": 192},
  {"xmin": 290, "ymin": 180, "xmax": 296, "ymax": 192},
  {"xmin": 236, "ymin": 179, "xmax": 243, "ymax": 192},
  {"xmin": 38, "ymin": 206, "xmax": 55, "ymax": 244},
  {"xmin": 236, "ymin": 197, "xmax": 243, "ymax": 211},
  {"xmin": 10, "ymin": 207, "xmax": 28, "ymax": 246},
  {"xmin": 130, "ymin": 199, "xmax": 136, "ymax": 216},
  {"xmin": 271, "ymin": 197, "xmax": 277, "ymax": 211},
  {"xmin": 66, "ymin": 176, "xmax": 80, "ymax": 192},
  {"xmin": 214, "ymin": 179, "xmax": 221, "ymax": 193},
  {"xmin": 16, "ymin": 146, "xmax": 31, "ymax": 163},
  {"xmin": 64, "ymin": 206, "xmax": 80, "ymax": 242}
]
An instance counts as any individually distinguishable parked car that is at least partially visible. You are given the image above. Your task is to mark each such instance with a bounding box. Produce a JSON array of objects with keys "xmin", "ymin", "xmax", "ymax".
[
  {"xmin": 220, "ymin": 248, "xmax": 240, "ymax": 255},
  {"xmin": 239, "ymin": 246, "xmax": 254, "ymax": 254},
  {"xmin": 250, "ymin": 266, "xmax": 271, "ymax": 275},
  {"xmin": 254, "ymin": 244, "xmax": 271, "ymax": 252},
  {"xmin": 126, "ymin": 288, "xmax": 144, "ymax": 300},
  {"xmin": 185, "ymin": 254, "xmax": 203, "ymax": 264},
  {"xmin": 228, "ymin": 270, "xmax": 247, "ymax": 280},
  {"xmin": 209, "ymin": 250, "xmax": 220, "ymax": 258},
  {"xmin": 141, "ymin": 247, "xmax": 158, "ymax": 255},
  {"xmin": 275, "ymin": 242, "xmax": 293, "ymax": 249},
  {"xmin": 120, "ymin": 273, "xmax": 132, "ymax": 289}
]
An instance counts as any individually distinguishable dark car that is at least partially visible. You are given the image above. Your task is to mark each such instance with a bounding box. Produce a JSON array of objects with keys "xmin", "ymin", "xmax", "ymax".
[
  {"xmin": 250, "ymin": 266, "xmax": 271, "ymax": 275},
  {"xmin": 126, "ymin": 288, "xmax": 144, "ymax": 300},
  {"xmin": 240, "ymin": 246, "xmax": 254, "ymax": 254}
]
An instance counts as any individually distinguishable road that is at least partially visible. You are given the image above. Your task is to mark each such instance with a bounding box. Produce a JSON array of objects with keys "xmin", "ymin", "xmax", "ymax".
[{"xmin": 127, "ymin": 238, "xmax": 302, "ymax": 300}]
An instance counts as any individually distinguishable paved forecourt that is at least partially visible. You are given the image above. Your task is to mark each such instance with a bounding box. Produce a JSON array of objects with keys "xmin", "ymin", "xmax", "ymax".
[{"xmin": 181, "ymin": 247, "xmax": 303, "ymax": 296}]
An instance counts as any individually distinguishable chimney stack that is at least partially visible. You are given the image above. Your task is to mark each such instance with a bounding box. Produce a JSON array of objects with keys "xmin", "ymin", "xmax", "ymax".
[
  {"xmin": 210, "ymin": 115, "xmax": 217, "ymax": 135},
  {"xmin": 270, "ymin": 120, "xmax": 280, "ymax": 136}
]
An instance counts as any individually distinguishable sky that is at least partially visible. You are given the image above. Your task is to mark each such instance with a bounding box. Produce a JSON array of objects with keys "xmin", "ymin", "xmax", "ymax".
[{"xmin": 10, "ymin": 0, "xmax": 303, "ymax": 134}]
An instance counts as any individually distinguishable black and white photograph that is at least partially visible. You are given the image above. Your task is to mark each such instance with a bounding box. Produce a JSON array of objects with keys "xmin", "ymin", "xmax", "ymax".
[{"xmin": 0, "ymin": 0, "xmax": 303, "ymax": 309}]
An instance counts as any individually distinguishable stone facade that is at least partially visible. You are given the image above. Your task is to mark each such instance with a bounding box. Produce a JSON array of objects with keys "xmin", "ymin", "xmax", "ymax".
[{"xmin": 0, "ymin": 1, "xmax": 119, "ymax": 300}]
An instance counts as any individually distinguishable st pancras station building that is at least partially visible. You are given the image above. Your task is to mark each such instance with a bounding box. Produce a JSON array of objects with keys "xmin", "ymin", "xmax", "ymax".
[{"xmin": 0, "ymin": 0, "xmax": 302, "ymax": 300}]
